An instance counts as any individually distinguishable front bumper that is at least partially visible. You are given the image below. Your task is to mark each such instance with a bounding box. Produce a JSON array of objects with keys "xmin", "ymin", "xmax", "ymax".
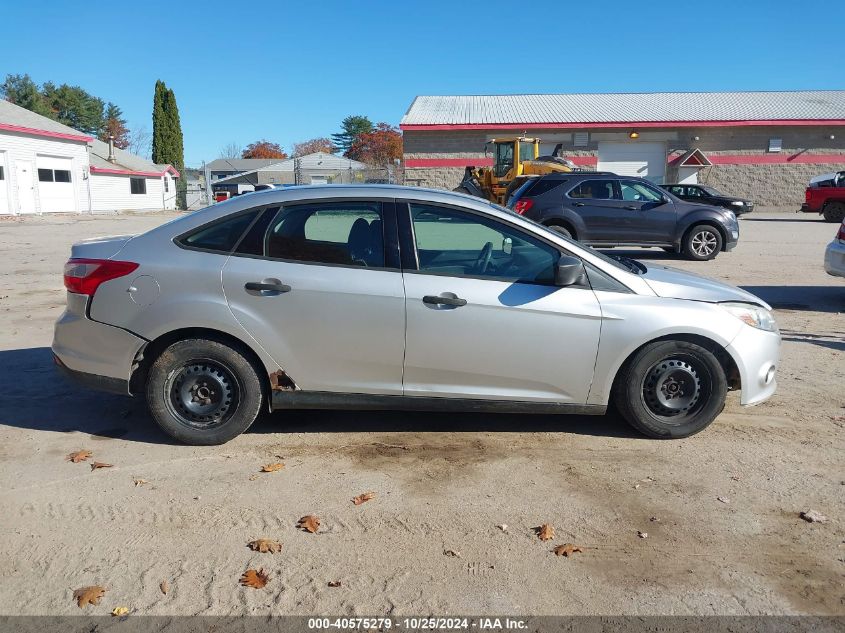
[
  {"xmin": 824, "ymin": 239, "xmax": 845, "ymax": 277},
  {"xmin": 726, "ymin": 323, "xmax": 781, "ymax": 406},
  {"xmin": 52, "ymin": 292, "xmax": 146, "ymax": 396}
]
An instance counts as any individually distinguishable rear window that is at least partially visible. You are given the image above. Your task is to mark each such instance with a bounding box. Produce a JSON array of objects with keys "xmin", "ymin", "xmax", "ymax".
[{"xmin": 179, "ymin": 209, "xmax": 261, "ymax": 253}]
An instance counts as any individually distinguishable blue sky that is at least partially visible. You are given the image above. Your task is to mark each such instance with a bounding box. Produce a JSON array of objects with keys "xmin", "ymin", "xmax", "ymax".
[{"xmin": 2, "ymin": 0, "xmax": 842, "ymax": 166}]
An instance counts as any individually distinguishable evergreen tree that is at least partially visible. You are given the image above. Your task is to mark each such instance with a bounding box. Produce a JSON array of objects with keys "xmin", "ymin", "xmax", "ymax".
[
  {"xmin": 331, "ymin": 115, "xmax": 373, "ymax": 156},
  {"xmin": 1, "ymin": 74, "xmax": 50, "ymax": 116},
  {"xmin": 100, "ymin": 102, "xmax": 130, "ymax": 149},
  {"xmin": 152, "ymin": 80, "xmax": 186, "ymax": 208},
  {"xmin": 41, "ymin": 82, "xmax": 104, "ymax": 135}
]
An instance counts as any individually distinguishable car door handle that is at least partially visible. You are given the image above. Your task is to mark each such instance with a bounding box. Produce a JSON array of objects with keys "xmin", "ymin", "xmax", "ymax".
[
  {"xmin": 245, "ymin": 281, "xmax": 291, "ymax": 293},
  {"xmin": 624, "ymin": 205, "xmax": 639, "ymax": 210},
  {"xmin": 423, "ymin": 294, "xmax": 467, "ymax": 307},
  {"xmin": 573, "ymin": 202, "xmax": 586, "ymax": 207}
]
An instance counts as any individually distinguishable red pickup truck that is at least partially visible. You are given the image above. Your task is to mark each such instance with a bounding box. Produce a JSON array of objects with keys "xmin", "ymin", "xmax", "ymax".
[{"xmin": 802, "ymin": 171, "xmax": 845, "ymax": 222}]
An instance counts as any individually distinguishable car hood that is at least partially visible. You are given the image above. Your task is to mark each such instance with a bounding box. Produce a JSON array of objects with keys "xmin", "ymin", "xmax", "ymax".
[{"xmin": 640, "ymin": 264, "xmax": 771, "ymax": 308}]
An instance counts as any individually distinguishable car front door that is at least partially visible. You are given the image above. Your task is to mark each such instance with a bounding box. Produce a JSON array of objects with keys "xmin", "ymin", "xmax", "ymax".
[
  {"xmin": 222, "ymin": 200, "xmax": 406, "ymax": 394},
  {"xmin": 618, "ymin": 179, "xmax": 678, "ymax": 244},
  {"xmin": 399, "ymin": 201, "xmax": 602, "ymax": 403},
  {"xmin": 564, "ymin": 178, "xmax": 629, "ymax": 243}
]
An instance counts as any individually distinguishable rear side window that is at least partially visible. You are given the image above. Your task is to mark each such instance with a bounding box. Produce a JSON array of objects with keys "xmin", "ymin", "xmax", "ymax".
[
  {"xmin": 264, "ymin": 202, "xmax": 385, "ymax": 267},
  {"xmin": 179, "ymin": 209, "xmax": 261, "ymax": 253},
  {"xmin": 568, "ymin": 179, "xmax": 617, "ymax": 200},
  {"xmin": 523, "ymin": 179, "xmax": 566, "ymax": 197}
]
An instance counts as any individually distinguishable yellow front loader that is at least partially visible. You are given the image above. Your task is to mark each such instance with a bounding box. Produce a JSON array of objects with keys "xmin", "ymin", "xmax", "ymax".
[{"xmin": 455, "ymin": 137, "xmax": 576, "ymax": 205}]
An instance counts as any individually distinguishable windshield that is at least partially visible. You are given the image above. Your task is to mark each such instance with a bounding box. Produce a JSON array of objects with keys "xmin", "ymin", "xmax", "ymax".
[{"xmin": 702, "ymin": 186, "xmax": 722, "ymax": 196}]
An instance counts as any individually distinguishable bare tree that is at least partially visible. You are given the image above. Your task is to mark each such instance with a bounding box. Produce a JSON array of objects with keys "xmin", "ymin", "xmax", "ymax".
[
  {"xmin": 128, "ymin": 125, "xmax": 152, "ymax": 159},
  {"xmin": 219, "ymin": 142, "xmax": 242, "ymax": 159}
]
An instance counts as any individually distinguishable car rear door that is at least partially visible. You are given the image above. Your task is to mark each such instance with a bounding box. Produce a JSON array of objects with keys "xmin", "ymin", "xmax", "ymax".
[
  {"xmin": 398, "ymin": 200, "xmax": 602, "ymax": 403},
  {"xmin": 221, "ymin": 199, "xmax": 406, "ymax": 395}
]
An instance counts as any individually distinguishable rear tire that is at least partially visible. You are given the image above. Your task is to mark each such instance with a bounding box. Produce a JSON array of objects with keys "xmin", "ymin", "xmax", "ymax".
[
  {"xmin": 146, "ymin": 338, "xmax": 265, "ymax": 445},
  {"xmin": 822, "ymin": 202, "xmax": 845, "ymax": 223},
  {"xmin": 613, "ymin": 340, "xmax": 727, "ymax": 439},
  {"xmin": 683, "ymin": 224, "xmax": 723, "ymax": 261},
  {"xmin": 546, "ymin": 223, "xmax": 573, "ymax": 239}
]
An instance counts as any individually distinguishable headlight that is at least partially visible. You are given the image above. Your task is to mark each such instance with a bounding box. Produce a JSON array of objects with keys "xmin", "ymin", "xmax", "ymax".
[
  {"xmin": 730, "ymin": 201, "xmax": 745, "ymax": 206},
  {"xmin": 719, "ymin": 302, "xmax": 778, "ymax": 332}
]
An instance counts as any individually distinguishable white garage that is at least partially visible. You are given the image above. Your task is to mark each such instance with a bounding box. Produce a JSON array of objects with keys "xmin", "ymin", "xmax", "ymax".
[
  {"xmin": 597, "ymin": 142, "xmax": 667, "ymax": 183},
  {"xmin": 36, "ymin": 155, "xmax": 78, "ymax": 212}
]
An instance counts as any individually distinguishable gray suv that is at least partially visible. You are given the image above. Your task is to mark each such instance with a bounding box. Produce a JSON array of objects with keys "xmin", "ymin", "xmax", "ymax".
[{"xmin": 508, "ymin": 173, "xmax": 739, "ymax": 260}]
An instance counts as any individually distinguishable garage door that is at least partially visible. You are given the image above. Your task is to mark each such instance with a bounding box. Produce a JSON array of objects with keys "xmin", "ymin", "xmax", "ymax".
[
  {"xmin": 36, "ymin": 156, "xmax": 76, "ymax": 213},
  {"xmin": 597, "ymin": 142, "xmax": 667, "ymax": 184}
]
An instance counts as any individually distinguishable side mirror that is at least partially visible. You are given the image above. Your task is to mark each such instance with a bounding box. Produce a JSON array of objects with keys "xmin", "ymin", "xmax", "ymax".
[{"xmin": 555, "ymin": 256, "xmax": 588, "ymax": 287}]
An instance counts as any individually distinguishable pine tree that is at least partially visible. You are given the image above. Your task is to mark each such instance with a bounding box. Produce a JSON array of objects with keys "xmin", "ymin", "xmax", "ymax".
[
  {"xmin": 331, "ymin": 115, "xmax": 373, "ymax": 156},
  {"xmin": 100, "ymin": 102, "xmax": 130, "ymax": 149},
  {"xmin": 1, "ymin": 74, "xmax": 50, "ymax": 116}
]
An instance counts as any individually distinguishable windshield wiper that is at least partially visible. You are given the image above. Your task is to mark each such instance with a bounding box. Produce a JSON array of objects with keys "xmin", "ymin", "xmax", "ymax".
[{"xmin": 612, "ymin": 255, "xmax": 646, "ymax": 275}]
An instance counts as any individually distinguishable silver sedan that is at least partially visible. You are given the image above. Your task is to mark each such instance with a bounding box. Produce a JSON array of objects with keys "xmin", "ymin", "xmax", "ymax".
[{"xmin": 53, "ymin": 185, "xmax": 780, "ymax": 444}]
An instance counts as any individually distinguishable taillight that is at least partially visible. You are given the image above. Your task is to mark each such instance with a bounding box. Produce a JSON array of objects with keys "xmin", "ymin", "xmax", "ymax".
[
  {"xmin": 837, "ymin": 222, "xmax": 845, "ymax": 242},
  {"xmin": 63, "ymin": 258, "xmax": 139, "ymax": 295},
  {"xmin": 513, "ymin": 199, "xmax": 534, "ymax": 215}
]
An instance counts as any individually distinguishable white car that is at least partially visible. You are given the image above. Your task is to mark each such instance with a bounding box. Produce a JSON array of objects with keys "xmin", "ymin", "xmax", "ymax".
[{"xmin": 824, "ymin": 220, "xmax": 845, "ymax": 277}]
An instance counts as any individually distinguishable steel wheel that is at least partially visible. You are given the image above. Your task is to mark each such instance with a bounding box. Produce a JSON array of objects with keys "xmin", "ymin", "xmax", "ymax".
[
  {"xmin": 690, "ymin": 229, "xmax": 719, "ymax": 258},
  {"xmin": 642, "ymin": 358, "xmax": 705, "ymax": 421},
  {"xmin": 164, "ymin": 358, "xmax": 240, "ymax": 430}
]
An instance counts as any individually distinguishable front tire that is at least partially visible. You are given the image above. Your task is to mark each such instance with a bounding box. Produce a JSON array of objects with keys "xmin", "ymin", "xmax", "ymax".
[
  {"xmin": 822, "ymin": 202, "xmax": 845, "ymax": 223},
  {"xmin": 146, "ymin": 338, "xmax": 265, "ymax": 445},
  {"xmin": 683, "ymin": 224, "xmax": 723, "ymax": 261},
  {"xmin": 613, "ymin": 340, "xmax": 727, "ymax": 439}
]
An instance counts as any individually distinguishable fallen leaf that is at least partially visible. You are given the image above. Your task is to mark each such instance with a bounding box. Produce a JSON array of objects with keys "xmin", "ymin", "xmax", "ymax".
[
  {"xmin": 638, "ymin": 531, "xmax": 648, "ymax": 539},
  {"xmin": 800, "ymin": 509, "xmax": 828, "ymax": 523},
  {"xmin": 73, "ymin": 585, "xmax": 106, "ymax": 608},
  {"xmin": 133, "ymin": 478, "xmax": 149, "ymax": 487},
  {"xmin": 111, "ymin": 607, "xmax": 129, "ymax": 617},
  {"xmin": 67, "ymin": 450, "xmax": 92, "ymax": 463},
  {"xmin": 716, "ymin": 496, "xmax": 730, "ymax": 504},
  {"xmin": 352, "ymin": 491, "xmax": 375, "ymax": 505},
  {"xmin": 159, "ymin": 580, "xmax": 169, "ymax": 595},
  {"xmin": 497, "ymin": 524, "xmax": 508, "ymax": 532},
  {"xmin": 248, "ymin": 474, "xmax": 260, "ymax": 481},
  {"xmin": 536, "ymin": 524, "xmax": 555, "ymax": 541},
  {"xmin": 240, "ymin": 568, "xmax": 270, "ymax": 589},
  {"xmin": 297, "ymin": 515, "xmax": 320, "ymax": 533},
  {"xmin": 444, "ymin": 549, "xmax": 462, "ymax": 558},
  {"xmin": 90, "ymin": 462, "xmax": 113, "ymax": 471},
  {"xmin": 248, "ymin": 538, "xmax": 283, "ymax": 553},
  {"xmin": 261, "ymin": 463, "xmax": 285, "ymax": 473},
  {"xmin": 553, "ymin": 543, "xmax": 583, "ymax": 557},
  {"xmin": 328, "ymin": 581, "xmax": 341, "ymax": 587}
]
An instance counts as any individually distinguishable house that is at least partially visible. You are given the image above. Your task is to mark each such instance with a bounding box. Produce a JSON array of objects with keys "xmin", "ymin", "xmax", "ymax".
[
  {"xmin": 0, "ymin": 99, "xmax": 179, "ymax": 214},
  {"xmin": 401, "ymin": 91, "xmax": 845, "ymax": 206},
  {"xmin": 206, "ymin": 158, "xmax": 280, "ymax": 181},
  {"xmin": 210, "ymin": 152, "xmax": 372, "ymax": 194}
]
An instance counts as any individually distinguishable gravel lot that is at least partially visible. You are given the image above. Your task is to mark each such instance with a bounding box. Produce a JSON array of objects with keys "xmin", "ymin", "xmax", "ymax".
[{"xmin": 0, "ymin": 210, "xmax": 842, "ymax": 616}]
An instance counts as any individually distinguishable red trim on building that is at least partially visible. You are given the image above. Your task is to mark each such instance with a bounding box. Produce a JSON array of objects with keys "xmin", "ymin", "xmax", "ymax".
[
  {"xmin": 406, "ymin": 154, "xmax": 845, "ymax": 169},
  {"xmin": 90, "ymin": 165, "xmax": 180, "ymax": 178},
  {"xmin": 708, "ymin": 153, "xmax": 845, "ymax": 165},
  {"xmin": 400, "ymin": 119, "xmax": 845, "ymax": 131},
  {"xmin": 0, "ymin": 122, "xmax": 93, "ymax": 142}
]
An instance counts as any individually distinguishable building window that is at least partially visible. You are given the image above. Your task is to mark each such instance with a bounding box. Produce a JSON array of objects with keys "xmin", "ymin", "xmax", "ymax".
[
  {"xmin": 0, "ymin": 166, "xmax": 4, "ymax": 180},
  {"xmin": 164, "ymin": 176, "xmax": 169, "ymax": 192},
  {"xmin": 574, "ymin": 132, "xmax": 589, "ymax": 147},
  {"xmin": 768, "ymin": 138, "xmax": 782, "ymax": 153},
  {"xmin": 37, "ymin": 168, "xmax": 72, "ymax": 183},
  {"xmin": 130, "ymin": 178, "xmax": 147, "ymax": 194}
]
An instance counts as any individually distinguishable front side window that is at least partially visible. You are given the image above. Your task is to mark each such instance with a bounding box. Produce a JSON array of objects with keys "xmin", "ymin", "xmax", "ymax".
[
  {"xmin": 619, "ymin": 180, "xmax": 663, "ymax": 202},
  {"xmin": 666, "ymin": 185, "xmax": 683, "ymax": 196},
  {"xmin": 518, "ymin": 141, "xmax": 535, "ymax": 163},
  {"xmin": 130, "ymin": 178, "xmax": 147, "ymax": 194},
  {"xmin": 409, "ymin": 203, "xmax": 559, "ymax": 284},
  {"xmin": 568, "ymin": 179, "xmax": 617, "ymax": 200},
  {"xmin": 180, "ymin": 209, "xmax": 261, "ymax": 253},
  {"xmin": 265, "ymin": 202, "xmax": 385, "ymax": 267}
]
